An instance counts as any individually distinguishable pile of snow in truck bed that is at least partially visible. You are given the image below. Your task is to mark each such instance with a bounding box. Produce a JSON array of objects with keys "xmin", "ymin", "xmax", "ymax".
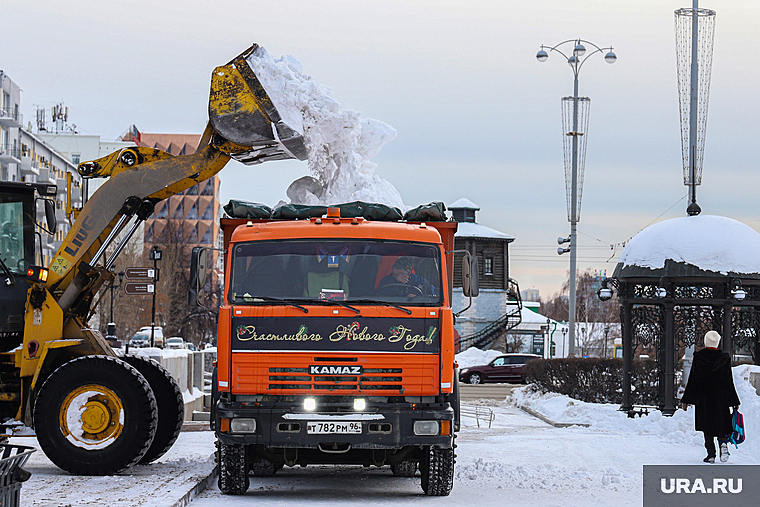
[{"xmin": 246, "ymin": 47, "xmax": 404, "ymax": 208}]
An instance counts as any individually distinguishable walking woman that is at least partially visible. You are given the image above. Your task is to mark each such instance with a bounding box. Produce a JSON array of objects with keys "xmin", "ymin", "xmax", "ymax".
[{"xmin": 681, "ymin": 330, "xmax": 741, "ymax": 463}]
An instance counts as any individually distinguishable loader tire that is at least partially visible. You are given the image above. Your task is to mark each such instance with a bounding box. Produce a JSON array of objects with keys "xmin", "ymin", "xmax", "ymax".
[
  {"xmin": 218, "ymin": 442, "xmax": 249, "ymax": 495},
  {"xmin": 34, "ymin": 355, "xmax": 157, "ymax": 475},
  {"xmin": 123, "ymin": 355, "xmax": 184, "ymax": 464},
  {"xmin": 420, "ymin": 445, "xmax": 454, "ymax": 496}
]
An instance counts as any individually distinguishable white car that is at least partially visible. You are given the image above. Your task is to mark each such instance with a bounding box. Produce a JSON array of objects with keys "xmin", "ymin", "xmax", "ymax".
[
  {"xmin": 130, "ymin": 326, "xmax": 164, "ymax": 348},
  {"xmin": 165, "ymin": 337, "xmax": 185, "ymax": 349}
]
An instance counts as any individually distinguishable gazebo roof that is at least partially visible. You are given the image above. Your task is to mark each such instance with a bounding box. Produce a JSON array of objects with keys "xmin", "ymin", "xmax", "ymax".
[{"xmin": 613, "ymin": 215, "xmax": 760, "ymax": 279}]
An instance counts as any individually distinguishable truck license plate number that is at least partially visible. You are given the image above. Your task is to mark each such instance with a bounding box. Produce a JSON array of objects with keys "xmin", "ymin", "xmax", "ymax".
[{"xmin": 307, "ymin": 421, "xmax": 362, "ymax": 434}]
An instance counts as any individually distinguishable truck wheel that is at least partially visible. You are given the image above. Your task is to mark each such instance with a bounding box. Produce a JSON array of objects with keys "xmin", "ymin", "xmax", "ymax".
[
  {"xmin": 251, "ymin": 458, "xmax": 277, "ymax": 476},
  {"xmin": 33, "ymin": 355, "xmax": 157, "ymax": 475},
  {"xmin": 218, "ymin": 443, "xmax": 249, "ymax": 494},
  {"xmin": 391, "ymin": 460, "xmax": 417, "ymax": 477},
  {"xmin": 122, "ymin": 355, "xmax": 184, "ymax": 464},
  {"xmin": 467, "ymin": 372, "xmax": 482, "ymax": 384},
  {"xmin": 419, "ymin": 446, "xmax": 454, "ymax": 496}
]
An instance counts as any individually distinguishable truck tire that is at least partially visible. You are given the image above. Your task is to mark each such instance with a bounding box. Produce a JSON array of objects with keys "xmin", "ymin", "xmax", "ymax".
[
  {"xmin": 122, "ymin": 355, "xmax": 184, "ymax": 464},
  {"xmin": 251, "ymin": 458, "xmax": 277, "ymax": 477},
  {"xmin": 419, "ymin": 445, "xmax": 454, "ymax": 496},
  {"xmin": 33, "ymin": 355, "xmax": 158, "ymax": 475},
  {"xmin": 218, "ymin": 442, "xmax": 249, "ymax": 494},
  {"xmin": 391, "ymin": 460, "xmax": 417, "ymax": 477}
]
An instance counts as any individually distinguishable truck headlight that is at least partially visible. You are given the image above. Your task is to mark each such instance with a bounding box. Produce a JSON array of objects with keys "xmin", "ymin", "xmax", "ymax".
[
  {"xmin": 230, "ymin": 418, "xmax": 257, "ymax": 433},
  {"xmin": 304, "ymin": 398, "xmax": 317, "ymax": 411},
  {"xmin": 353, "ymin": 398, "xmax": 366, "ymax": 411},
  {"xmin": 413, "ymin": 420, "xmax": 439, "ymax": 436}
]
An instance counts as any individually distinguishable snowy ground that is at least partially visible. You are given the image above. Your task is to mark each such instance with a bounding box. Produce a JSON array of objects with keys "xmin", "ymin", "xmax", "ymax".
[
  {"xmin": 12, "ymin": 431, "xmax": 216, "ymax": 507},
  {"xmin": 13, "ymin": 365, "xmax": 759, "ymax": 507}
]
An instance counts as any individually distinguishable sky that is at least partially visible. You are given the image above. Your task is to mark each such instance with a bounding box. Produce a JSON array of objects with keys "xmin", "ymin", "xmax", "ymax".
[{"xmin": 4, "ymin": 0, "xmax": 760, "ymax": 300}]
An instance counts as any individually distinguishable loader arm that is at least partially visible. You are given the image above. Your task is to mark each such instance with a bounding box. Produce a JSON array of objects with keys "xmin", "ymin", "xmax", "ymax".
[
  {"xmin": 15, "ymin": 43, "xmax": 307, "ymax": 404},
  {"xmin": 42, "ymin": 44, "xmax": 307, "ymax": 325}
]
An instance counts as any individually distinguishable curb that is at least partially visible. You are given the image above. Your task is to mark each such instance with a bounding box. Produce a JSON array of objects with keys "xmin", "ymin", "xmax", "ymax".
[
  {"xmin": 519, "ymin": 405, "xmax": 590, "ymax": 428},
  {"xmin": 154, "ymin": 454, "xmax": 218, "ymax": 507},
  {"xmin": 167, "ymin": 464, "xmax": 218, "ymax": 507}
]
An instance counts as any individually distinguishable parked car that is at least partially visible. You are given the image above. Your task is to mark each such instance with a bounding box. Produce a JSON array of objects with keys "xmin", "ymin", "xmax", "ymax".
[
  {"xmin": 165, "ymin": 337, "xmax": 186, "ymax": 350},
  {"xmin": 458, "ymin": 354, "xmax": 541, "ymax": 384},
  {"xmin": 129, "ymin": 326, "xmax": 164, "ymax": 348}
]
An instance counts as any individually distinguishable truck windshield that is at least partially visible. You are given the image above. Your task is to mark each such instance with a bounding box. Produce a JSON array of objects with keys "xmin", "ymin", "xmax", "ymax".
[{"xmin": 229, "ymin": 239, "xmax": 443, "ymax": 306}]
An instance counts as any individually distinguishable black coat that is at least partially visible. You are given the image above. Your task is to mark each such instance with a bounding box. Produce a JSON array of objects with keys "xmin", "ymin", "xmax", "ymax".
[{"xmin": 681, "ymin": 348, "xmax": 740, "ymax": 436}]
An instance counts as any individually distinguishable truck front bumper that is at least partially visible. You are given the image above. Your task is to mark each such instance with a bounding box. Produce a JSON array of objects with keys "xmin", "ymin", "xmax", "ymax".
[{"xmin": 216, "ymin": 400, "xmax": 454, "ymax": 449}]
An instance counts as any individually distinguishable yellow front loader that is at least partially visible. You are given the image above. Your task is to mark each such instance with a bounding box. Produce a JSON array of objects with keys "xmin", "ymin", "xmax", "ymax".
[{"xmin": 0, "ymin": 44, "xmax": 306, "ymax": 475}]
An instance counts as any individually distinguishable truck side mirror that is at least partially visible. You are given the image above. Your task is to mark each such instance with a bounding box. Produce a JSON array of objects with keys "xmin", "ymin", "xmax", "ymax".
[
  {"xmin": 462, "ymin": 255, "xmax": 479, "ymax": 298},
  {"xmin": 189, "ymin": 247, "xmax": 208, "ymax": 307}
]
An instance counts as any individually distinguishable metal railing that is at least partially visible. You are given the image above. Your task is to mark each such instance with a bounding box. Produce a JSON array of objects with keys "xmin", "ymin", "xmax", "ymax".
[
  {"xmin": 457, "ymin": 278, "xmax": 524, "ymax": 351},
  {"xmin": 460, "ymin": 404, "xmax": 495, "ymax": 428},
  {"xmin": 0, "ymin": 144, "xmax": 21, "ymax": 159},
  {"xmin": 0, "ymin": 108, "xmax": 23, "ymax": 124}
]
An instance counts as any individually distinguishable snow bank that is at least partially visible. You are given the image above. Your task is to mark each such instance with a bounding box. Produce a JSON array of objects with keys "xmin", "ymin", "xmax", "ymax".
[
  {"xmin": 456, "ymin": 347, "xmax": 503, "ymax": 368},
  {"xmin": 513, "ymin": 365, "xmax": 760, "ymax": 460},
  {"xmin": 246, "ymin": 47, "xmax": 404, "ymax": 208}
]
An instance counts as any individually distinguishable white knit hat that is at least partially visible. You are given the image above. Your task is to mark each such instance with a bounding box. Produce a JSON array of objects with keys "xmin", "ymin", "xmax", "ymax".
[{"xmin": 704, "ymin": 330, "xmax": 721, "ymax": 348}]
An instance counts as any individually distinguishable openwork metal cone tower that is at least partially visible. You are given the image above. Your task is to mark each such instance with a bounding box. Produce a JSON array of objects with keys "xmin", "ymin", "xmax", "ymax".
[{"xmin": 675, "ymin": 2, "xmax": 716, "ymax": 216}]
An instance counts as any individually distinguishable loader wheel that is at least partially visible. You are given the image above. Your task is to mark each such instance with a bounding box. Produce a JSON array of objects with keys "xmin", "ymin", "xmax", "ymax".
[
  {"xmin": 420, "ymin": 445, "xmax": 454, "ymax": 496},
  {"xmin": 123, "ymin": 355, "xmax": 184, "ymax": 464},
  {"xmin": 34, "ymin": 355, "xmax": 157, "ymax": 475},
  {"xmin": 218, "ymin": 442, "xmax": 249, "ymax": 495},
  {"xmin": 391, "ymin": 460, "xmax": 417, "ymax": 477}
]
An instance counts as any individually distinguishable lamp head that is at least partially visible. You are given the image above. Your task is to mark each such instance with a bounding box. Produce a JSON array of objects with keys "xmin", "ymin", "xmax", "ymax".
[
  {"xmin": 536, "ymin": 49, "xmax": 548, "ymax": 62},
  {"xmin": 604, "ymin": 51, "xmax": 617, "ymax": 64}
]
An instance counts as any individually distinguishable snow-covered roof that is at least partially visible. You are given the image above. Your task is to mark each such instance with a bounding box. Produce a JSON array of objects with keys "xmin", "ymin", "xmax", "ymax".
[
  {"xmin": 614, "ymin": 215, "xmax": 760, "ymax": 278},
  {"xmin": 455, "ymin": 221, "xmax": 515, "ymax": 241},
  {"xmin": 448, "ymin": 198, "xmax": 480, "ymax": 210}
]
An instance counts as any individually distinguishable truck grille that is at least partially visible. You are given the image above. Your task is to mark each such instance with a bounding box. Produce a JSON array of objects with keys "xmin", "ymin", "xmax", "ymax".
[{"xmin": 268, "ymin": 366, "xmax": 404, "ymax": 391}]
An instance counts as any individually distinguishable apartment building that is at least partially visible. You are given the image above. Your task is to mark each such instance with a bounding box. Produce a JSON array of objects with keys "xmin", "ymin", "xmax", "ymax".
[{"xmin": 1, "ymin": 72, "xmax": 82, "ymax": 264}]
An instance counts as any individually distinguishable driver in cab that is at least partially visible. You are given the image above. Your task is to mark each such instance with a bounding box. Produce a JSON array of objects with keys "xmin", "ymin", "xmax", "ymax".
[{"xmin": 377, "ymin": 257, "xmax": 437, "ymax": 298}]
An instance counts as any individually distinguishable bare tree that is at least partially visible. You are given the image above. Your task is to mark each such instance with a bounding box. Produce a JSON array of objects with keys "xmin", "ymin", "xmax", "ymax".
[{"xmin": 541, "ymin": 269, "xmax": 620, "ymax": 357}]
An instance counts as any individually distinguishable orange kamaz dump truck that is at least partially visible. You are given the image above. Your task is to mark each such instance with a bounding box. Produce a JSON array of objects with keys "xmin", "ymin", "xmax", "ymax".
[{"xmin": 196, "ymin": 202, "xmax": 479, "ymax": 496}]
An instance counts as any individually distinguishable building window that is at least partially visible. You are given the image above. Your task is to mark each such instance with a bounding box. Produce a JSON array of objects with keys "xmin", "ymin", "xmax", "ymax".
[
  {"xmin": 72, "ymin": 153, "xmax": 81, "ymax": 165},
  {"xmin": 171, "ymin": 201, "xmax": 184, "ymax": 220},
  {"xmin": 186, "ymin": 201, "xmax": 198, "ymax": 219},
  {"xmin": 201, "ymin": 180, "xmax": 214, "ymax": 196},
  {"xmin": 484, "ymin": 257, "xmax": 493, "ymax": 276}
]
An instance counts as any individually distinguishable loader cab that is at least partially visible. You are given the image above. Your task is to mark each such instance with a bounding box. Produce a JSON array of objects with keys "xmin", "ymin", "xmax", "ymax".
[{"xmin": 0, "ymin": 181, "xmax": 57, "ymax": 351}]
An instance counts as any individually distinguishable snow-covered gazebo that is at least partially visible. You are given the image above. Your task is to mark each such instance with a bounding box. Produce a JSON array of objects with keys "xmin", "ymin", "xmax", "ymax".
[{"xmin": 603, "ymin": 215, "xmax": 760, "ymax": 416}]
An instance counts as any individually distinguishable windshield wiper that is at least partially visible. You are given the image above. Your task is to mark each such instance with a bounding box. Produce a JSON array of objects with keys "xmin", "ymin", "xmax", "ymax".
[
  {"xmin": 352, "ymin": 299, "xmax": 412, "ymax": 315},
  {"xmin": 234, "ymin": 295, "xmax": 308, "ymax": 313},
  {"xmin": 311, "ymin": 298, "xmax": 361, "ymax": 314},
  {"xmin": 0, "ymin": 257, "xmax": 15, "ymax": 286}
]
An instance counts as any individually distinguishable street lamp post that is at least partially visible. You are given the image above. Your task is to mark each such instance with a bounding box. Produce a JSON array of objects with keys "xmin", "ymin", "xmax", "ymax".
[
  {"xmin": 537, "ymin": 39, "xmax": 616, "ymax": 357},
  {"xmin": 149, "ymin": 246, "xmax": 162, "ymax": 347},
  {"xmin": 108, "ymin": 269, "xmax": 125, "ymax": 339}
]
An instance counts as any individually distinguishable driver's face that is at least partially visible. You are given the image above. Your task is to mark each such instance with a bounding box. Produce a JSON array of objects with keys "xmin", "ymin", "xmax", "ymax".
[{"xmin": 392, "ymin": 267, "xmax": 410, "ymax": 284}]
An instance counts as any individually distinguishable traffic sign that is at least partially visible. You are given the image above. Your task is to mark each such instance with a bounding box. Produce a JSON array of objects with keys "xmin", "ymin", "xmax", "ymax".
[
  {"xmin": 124, "ymin": 282, "xmax": 154, "ymax": 295},
  {"xmin": 125, "ymin": 267, "xmax": 155, "ymax": 280}
]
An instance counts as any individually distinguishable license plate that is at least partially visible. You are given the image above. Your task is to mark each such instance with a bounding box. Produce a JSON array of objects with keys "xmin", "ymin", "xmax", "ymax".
[{"xmin": 307, "ymin": 421, "xmax": 362, "ymax": 434}]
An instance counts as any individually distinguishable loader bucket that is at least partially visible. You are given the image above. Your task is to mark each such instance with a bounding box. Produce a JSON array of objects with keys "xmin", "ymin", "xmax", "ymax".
[{"xmin": 208, "ymin": 44, "xmax": 308, "ymax": 164}]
